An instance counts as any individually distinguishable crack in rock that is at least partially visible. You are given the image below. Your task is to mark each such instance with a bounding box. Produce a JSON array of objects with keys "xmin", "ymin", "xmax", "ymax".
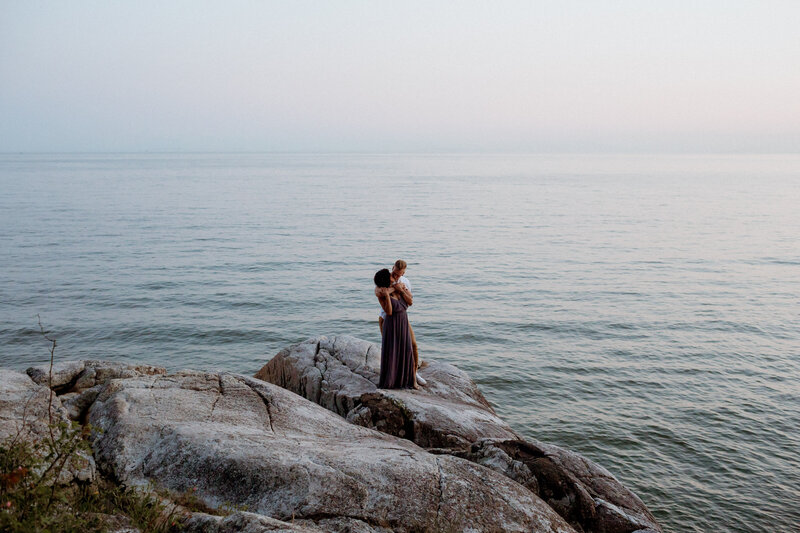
[
  {"xmin": 435, "ymin": 456, "xmax": 445, "ymax": 530},
  {"xmin": 209, "ymin": 374, "xmax": 224, "ymax": 416},
  {"xmin": 239, "ymin": 377, "xmax": 275, "ymax": 434}
]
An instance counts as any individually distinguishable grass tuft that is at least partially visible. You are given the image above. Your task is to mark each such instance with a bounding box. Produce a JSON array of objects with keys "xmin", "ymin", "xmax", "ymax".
[{"xmin": 0, "ymin": 421, "xmax": 185, "ymax": 532}]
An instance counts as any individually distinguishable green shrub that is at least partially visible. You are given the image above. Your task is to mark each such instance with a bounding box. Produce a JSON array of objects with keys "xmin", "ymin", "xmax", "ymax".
[
  {"xmin": 0, "ymin": 421, "xmax": 182, "ymax": 532},
  {"xmin": 2, "ymin": 321, "xmax": 198, "ymax": 531}
]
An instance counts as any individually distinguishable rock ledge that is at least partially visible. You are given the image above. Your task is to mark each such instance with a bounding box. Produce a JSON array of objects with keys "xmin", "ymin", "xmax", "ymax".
[{"xmin": 1, "ymin": 337, "xmax": 661, "ymax": 533}]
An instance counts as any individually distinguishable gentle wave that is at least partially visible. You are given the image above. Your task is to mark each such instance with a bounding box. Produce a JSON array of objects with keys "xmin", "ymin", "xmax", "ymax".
[{"xmin": 1, "ymin": 153, "xmax": 799, "ymax": 532}]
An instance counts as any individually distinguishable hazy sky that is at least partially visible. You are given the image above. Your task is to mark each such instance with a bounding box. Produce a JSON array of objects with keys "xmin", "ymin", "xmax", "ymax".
[{"xmin": 1, "ymin": 1, "xmax": 799, "ymax": 153}]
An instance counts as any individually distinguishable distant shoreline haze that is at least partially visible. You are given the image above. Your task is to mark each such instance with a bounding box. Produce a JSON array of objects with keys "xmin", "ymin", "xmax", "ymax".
[{"xmin": 2, "ymin": 2, "xmax": 799, "ymax": 153}]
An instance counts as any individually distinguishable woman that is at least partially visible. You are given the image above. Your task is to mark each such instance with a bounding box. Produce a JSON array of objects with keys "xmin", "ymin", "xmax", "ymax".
[{"xmin": 374, "ymin": 268, "xmax": 417, "ymax": 389}]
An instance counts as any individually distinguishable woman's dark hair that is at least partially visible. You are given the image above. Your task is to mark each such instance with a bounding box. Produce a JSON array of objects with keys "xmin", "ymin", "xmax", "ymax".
[{"xmin": 374, "ymin": 268, "xmax": 391, "ymax": 288}]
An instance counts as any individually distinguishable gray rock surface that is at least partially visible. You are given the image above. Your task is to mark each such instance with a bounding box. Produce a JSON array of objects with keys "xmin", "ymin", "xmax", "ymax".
[
  {"xmin": 0, "ymin": 368, "xmax": 96, "ymax": 483},
  {"xmin": 255, "ymin": 335, "xmax": 518, "ymax": 448},
  {"xmin": 5, "ymin": 345, "xmax": 661, "ymax": 533},
  {"xmin": 88, "ymin": 370, "xmax": 577, "ymax": 533},
  {"xmin": 60, "ymin": 384, "xmax": 106, "ymax": 421},
  {"xmin": 256, "ymin": 335, "xmax": 662, "ymax": 533},
  {"xmin": 0, "ymin": 368, "xmax": 66, "ymax": 442},
  {"xmin": 463, "ymin": 439, "xmax": 660, "ymax": 533},
  {"xmin": 24, "ymin": 360, "xmax": 165, "ymax": 422},
  {"xmin": 27, "ymin": 359, "xmax": 165, "ymax": 395},
  {"xmin": 183, "ymin": 511, "xmax": 325, "ymax": 532}
]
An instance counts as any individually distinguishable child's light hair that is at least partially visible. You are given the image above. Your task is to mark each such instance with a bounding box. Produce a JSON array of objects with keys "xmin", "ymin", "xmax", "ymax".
[{"xmin": 393, "ymin": 259, "xmax": 407, "ymax": 271}]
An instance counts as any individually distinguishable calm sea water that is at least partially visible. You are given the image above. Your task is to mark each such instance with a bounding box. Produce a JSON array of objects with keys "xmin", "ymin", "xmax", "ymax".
[{"xmin": 1, "ymin": 153, "xmax": 798, "ymax": 532}]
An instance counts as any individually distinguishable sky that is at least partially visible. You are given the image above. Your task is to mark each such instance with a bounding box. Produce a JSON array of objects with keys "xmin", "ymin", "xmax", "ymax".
[{"xmin": 1, "ymin": 1, "xmax": 799, "ymax": 153}]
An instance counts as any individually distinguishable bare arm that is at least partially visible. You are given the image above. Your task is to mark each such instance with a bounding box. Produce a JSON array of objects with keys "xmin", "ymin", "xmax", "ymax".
[
  {"xmin": 376, "ymin": 287, "xmax": 393, "ymax": 316},
  {"xmin": 393, "ymin": 282, "xmax": 413, "ymax": 306}
]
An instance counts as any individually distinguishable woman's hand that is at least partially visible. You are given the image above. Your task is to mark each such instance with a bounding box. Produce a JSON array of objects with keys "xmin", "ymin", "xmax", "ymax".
[
  {"xmin": 376, "ymin": 286, "xmax": 393, "ymax": 315},
  {"xmin": 375, "ymin": 287, "xmax": 393, "ymax": 298},
  {"xmin": 392, "ymin": 282, "xmax": 412, "ymax": 306}
]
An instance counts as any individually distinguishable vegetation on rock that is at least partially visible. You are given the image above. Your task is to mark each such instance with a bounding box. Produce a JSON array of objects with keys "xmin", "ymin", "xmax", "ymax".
[
  {"xmin": 0, "ymin": 421, "xmax": 182, "ymax": 532},
  {"xmin": 0, "ymin": 320, "xmax": 187, "ymax": 532}
]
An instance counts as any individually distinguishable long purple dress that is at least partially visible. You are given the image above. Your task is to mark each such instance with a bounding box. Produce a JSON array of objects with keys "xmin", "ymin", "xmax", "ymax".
[{"xmin": 379, "ymin": 296, "xmax": 416, "ymax": 389}]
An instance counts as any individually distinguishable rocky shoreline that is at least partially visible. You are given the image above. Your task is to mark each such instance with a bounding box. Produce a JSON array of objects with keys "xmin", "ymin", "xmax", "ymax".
[{"xmin": 1, "ymin": 335, "xmax": 661, "ymax": 532}]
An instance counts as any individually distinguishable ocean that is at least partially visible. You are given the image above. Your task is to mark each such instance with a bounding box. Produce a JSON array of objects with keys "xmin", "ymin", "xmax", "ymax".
[{"xmin": 1, "ymin": 153, "xmax": 798, "ymax": 532}]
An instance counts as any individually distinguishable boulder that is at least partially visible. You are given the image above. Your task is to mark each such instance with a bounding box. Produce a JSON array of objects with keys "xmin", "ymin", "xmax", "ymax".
[
  {"xmin": 27, "ymin": 359, "xmax": 166, "ymax": 395},
  {"xmin": 0, "ymin": 368, "xmax": 96, "ymax": 483},
  {"xmin": 255, "ymin": 336, "xmax": 518, "ymax": 448},
  {"xmin": 0, "ymin": 368, "xmax": 67, "ymax": 442},
  {"xmin": 256, "ymin": 336, "xmax": 662, "ymax": 533},
  {"xmin": 463, "ymin": 439, "xmax": 660, "ymax": 533},
  {"xmin": 25, "ymin": 360, "xmax": 166, "ymax": 422},
  {"xmin": 87, "ymin": 370, "xmax": 577, "ymax": 533}
]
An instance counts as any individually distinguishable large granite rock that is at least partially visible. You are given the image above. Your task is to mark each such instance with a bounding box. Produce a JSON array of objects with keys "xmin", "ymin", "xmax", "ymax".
[
  {"xmin": 0, "ymin": 368, "xmax": 96, "ymax": 483},
  {"xmin": 462, "ymin": 439, "xmax": 660, "ymax": 533},
  {"xmin": 255, "ymin": 335, "xmax": 518, "ymax": 448},
  {"xmin": 0, "ymin": 368, "xmax": 67, "ymax": 442},
  {"xmin": 256, "ymin": 336, "xmax": 662, "ymax": 533},
  {"xmin": 5, "ymin": 342, "xmax": 660, "ymax": 533},
  {"xmin": 26, "ymin": 359, "xmax": 166, "ymax": 421},
  {"xmin": 87, "ymin": 370, "xmax": 577, "ymax": 533},
  {"xmin": 27, "ymin": 359, "xmax": 166, "ymax": 392}
]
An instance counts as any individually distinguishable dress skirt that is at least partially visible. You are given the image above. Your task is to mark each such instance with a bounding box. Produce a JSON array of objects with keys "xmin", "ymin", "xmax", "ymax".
[{"xmin": 379, "ymin": 297, "xmax": 416, "ymax": 389}]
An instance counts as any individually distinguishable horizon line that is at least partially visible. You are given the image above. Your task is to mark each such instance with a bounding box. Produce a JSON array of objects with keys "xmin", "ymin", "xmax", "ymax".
[{"xmin": 1, "ymin": 150, "xmax": 799, "ymax": 156}]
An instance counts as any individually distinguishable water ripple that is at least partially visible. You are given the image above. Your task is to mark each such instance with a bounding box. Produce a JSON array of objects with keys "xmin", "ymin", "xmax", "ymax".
[{"xmin": 2, "ymin": 153, "xmax": 799, "ymax": 532}]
